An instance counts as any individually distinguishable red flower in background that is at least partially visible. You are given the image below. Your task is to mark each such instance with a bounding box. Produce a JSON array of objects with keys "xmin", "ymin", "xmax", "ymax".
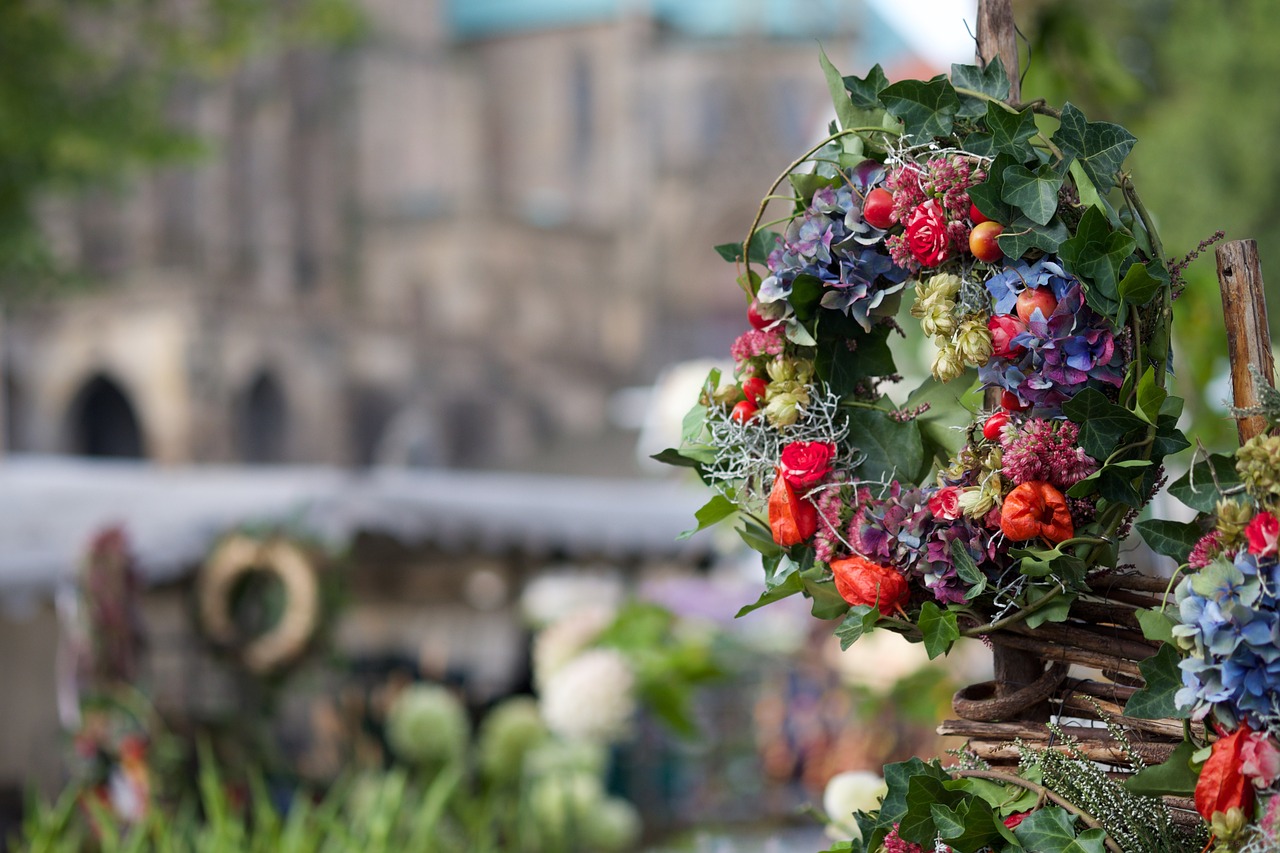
[
  {"xmin": 999, "ymin": 481, "xmax": 1074, "ymax": 544},
  {"xmin": 768, "ymin": 468, "xmax": 818, "ymax": 546},
  {"xmin": 779, "ymin": 441, "xmax": 836, "ymax": 491},
  {"xmin": 904, "ymin": 199, "xmax": 951, "ymax": 268},
  {"xmin": 1245, "ymin": 511, "xmax": 1280, "ymax": 559},
  {"xmin": 830, "ymin": 555, "xmax": 909, "ymax": 616},
  {"xmin": 1196, "ymin": 724, "xmax": 1255, "ymax": 821}
]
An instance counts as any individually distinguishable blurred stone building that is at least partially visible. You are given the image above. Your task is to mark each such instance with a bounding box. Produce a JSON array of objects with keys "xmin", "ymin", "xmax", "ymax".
[{"xmin": 4, "ymin": 0, "xmax": 939, "ymax": 472}]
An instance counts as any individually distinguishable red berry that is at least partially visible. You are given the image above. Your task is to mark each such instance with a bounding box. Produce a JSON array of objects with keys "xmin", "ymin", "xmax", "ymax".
[
  {"xmin": 1000, "ymin": 390, "xmax": 1030, "ymax": 412},
  {"xmin": 969, "ymin": 220, "xmax": 1004, "ymax": 263},
  {"xmin": 747, "ymin": 299, "xmax": 770, "ymax": 331},
  {"xmin": 969, "ymin": 201, "xmax": 990, "ymax": 225},
  {"xmin": 730, "ymin": 400, "xmax": 758, "ymax": 423},
  {"xmin": 1016, "ymin": 287, "xmax": 1059, "ymax": 322},
  {"xmin": 742, "ymin": 377, "xmax": 768, "ymax": 406},
  {"xmin": 863, "ymin": 188, "xmax": 896, "ymax": 230},
  {"xmin": 982, "ymin": 411, "xmax": 1010, "ymax": 441}
]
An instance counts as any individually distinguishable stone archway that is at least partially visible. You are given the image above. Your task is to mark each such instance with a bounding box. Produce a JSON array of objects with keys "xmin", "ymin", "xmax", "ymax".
[
  {"xmin": 67, "ymin": 374, "xmax": 146, "ymax": 459},
  {"xmin": 235, "ymin": 371, "xmax": 289, "ymax": 464}
]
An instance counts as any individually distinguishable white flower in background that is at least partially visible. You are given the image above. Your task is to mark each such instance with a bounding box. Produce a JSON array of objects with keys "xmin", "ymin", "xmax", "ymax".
[
  {"xmin": 532, "ymin": 605, "xmax": 615, "ymax": 689},
  {"xmin": 823, "ymin": 628, "xmax": 932, "ymax": 693},
  {"xmin": 520, "ymin": 571, "xmax": 624, "ymax": 627},
  {"xmin": 540, "ymin": 648, "xmax": 636, "ymax": 743},
  {"xmin": 823, "ymin": 770, "xmax": 888, "ymax": 840}
]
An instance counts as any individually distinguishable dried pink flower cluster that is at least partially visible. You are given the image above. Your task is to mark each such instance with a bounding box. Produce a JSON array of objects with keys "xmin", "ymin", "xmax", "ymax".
[
  {"xmin": 811, "ymin": 481, "xmax": 853, "ymax": 564},
  {"xmin": 1188, "ymin": 529, "xmax": 1229, "ymax": 569},
  {"xmin": 1000, "ymin": 418, "xmax": 1098, "ymax": 490},
  {"xmin": 730, "ymin": 328, "xmax": 784, "ymax": 364},
  {"xmin": 882, "ymin": 825, "xmax": 925, "ymax": 853},
  {"xmin": 883, "ymin": 156, "xmax": 984, "ymax": 272}
]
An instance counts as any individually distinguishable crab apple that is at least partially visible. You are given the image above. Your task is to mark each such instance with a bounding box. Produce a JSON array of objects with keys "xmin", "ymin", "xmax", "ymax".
[
  {"xmin": 969, "ymin": 202, "xmax": 990, "ymax": 225},
  {"xmin": 863, "ymin": 188, "xmax": 896, "ymax": 230},
  {"xmin": 969, "ymin": 220, "xmax": 1004, "ymax": 262},
  {"xmin": 747, "ymin": 299, "xmax": 771, "ymax": 331},
  {"xmin": 730, "ymin": 400, "xmax": 758, "ymax": 423},
  {"xmin": 1016, "ymin": 286, "xmax": 1059, "ymax": 322},
  {"xmin": 742, "ymin": 376, "xmax": 768, "ymax": 406},
  {"xmin": 982, "ymin": 411, "xmax": 1010, "ymax": 441},
  {"xmin": 1000, "ymin": 390, "xmax": 1030, "ymax": 412}
]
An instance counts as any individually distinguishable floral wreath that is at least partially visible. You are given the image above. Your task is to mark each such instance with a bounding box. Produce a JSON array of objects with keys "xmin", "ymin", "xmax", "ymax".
[{"xmin": 662, "ymin": 50, "xmax": 1280, "ymax": 853}]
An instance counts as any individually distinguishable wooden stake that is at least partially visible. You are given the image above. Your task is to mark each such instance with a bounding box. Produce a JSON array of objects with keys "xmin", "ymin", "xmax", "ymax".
[
  {"xmin": 976, "ymin": 0, "xmax": 1020, "ymax": 103},
  {"xmin": 1217, "ymin": 239, "xmax": 1276, "ymax": 443}
]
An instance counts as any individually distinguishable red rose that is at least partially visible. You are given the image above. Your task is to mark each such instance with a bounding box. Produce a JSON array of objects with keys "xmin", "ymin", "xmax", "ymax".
[
  {"xmin": 1246, "ymin": 512, "xmax": 1280, "ymax": 559},
  {"xmin": 987, "ymin": 314, "xmax": 1027, "ymax": 359},
  {"xmin": 1000, "ymin": 481, "xmax": 1074, "ymax": 544},
  {"xmin": 779, "ymin": 441, "xmax": 836, "ymax": 491},
  {"xmin": 1196, "ymin": 725, "xmax": 1256, "ymax": 821},
  {"xmin": 927, "ymin": 486, "xmax": 962, "ymax": 521},
  {"xmin": 830, "ymin": 555, "xmax": 909, "ymax": 616},
  {"xmin": 904, "ymin": 199, "xmax": 951, "ymax": 268},
  {"xmin": 768, "ymin": 468, "xmax": 818, "ymax": 546}
]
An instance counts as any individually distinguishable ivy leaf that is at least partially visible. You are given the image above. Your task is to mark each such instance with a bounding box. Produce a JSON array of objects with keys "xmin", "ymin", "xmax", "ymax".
[
  {"xmin": 1012, "ymin": 806, "xmax": 1080, "ymax": 853},
  {"xmin": 713, "ymin": 229, "xmax": 778, "ymax": 265},
  {"xmin": 1125, "ymin": 643, "xmax": 1191, "ymax": 720},
  {"xmin": 1135, "ymin": 606, "xmax": 1178, "ymax": 646},
  {"xmin": 650, "ymin": 447, "xmax": 703, "ymax": 470},
  {"xmin": 790, "ymin": 173, "xmax": 841, "ymax": 207},
  {"xmin": 1051, "ymin": 102, "xmax": 1137, "ymax": 192},
  {"xmin": 1119, "ymin": 261, "xmax": 1162, "ymax": 306},
  {"xmin": 816, "ymin": 312, "xmax": 896, "ymax": 395},
  {"xmin": 1061, "ymin": 387, "xmax": 1149, "ymax": 462},
  {"xmin": 835, "ymin": 604, "xmax": 879, "ymax": 650},
  {"xmin": 1136, "ymin": 519, "xmax": 1201, "ymax": 564},
  {"xmin": 1057, "ymin": 206, "xmax": 1135, "ymax": 317},
  {"xmin": 1153, "ymin": 411, "xmax": 1191, "ymax": 458},
  {"xmin": 899, "ymin": 775, "xmax": 967, "ymax": 846},
  {"xmin": 845, "ymin": 406, "xmax": 924, "ymax": 484},
  {"xmin": 997, "ymin": 216, "xmax": 1070, "ymax": 260},
  {"xmin": 737, "ymin": 517, "xmax": 782, "ymax": 557},
  {"xmin": 677, "ymin": 494, "xmax": 736, "ymax": 540},
  {"xmin": 1124, "ymin": 738, "xmax": 1199, "ymax": 796},
  {"xmin": 801, "ymin": 565, "xmax": 851, "ymax": 620},
  {"xmin": 967, "ymin": 152, "xmax": 1018, "ymax": 224},
  {"xmin": 917, "ymin": 602, "xmax": 960, "ymax": 659},
  {"xmin": 950, "ymin": 56, "xmax": 1009, "ymax": 117},
  {"xmin": 1169, "ymin": 452, "xmax": 1241, "ymax": 513},
  {"xmin": 879, "ymin": 76, "xmax": 959, "ymax": 140},
  {"xmin": 735, "ymin": 570, "xmax": 803, "ymax": 617},
  {"xmin": 877, "ymin": 759, "xmax": 950, "ymax": 830},
  {"xmin": 1024, "ymin": 591, "xmax": 1077, "ymax": 629},
  {"xmin": 842, "ymin": 64, "xmax": 889, "ymax": 110},
  {"xmin": 1136, "ymin": 366, "xmax": 1168, "ymax": 424},
  {"xmin": 979, "ymin": 103, "xmax": 1039, "ymax": 156},
  {"xmin": 1001, "ymin": 162, "xmax": 1066, "ymax": 225}
]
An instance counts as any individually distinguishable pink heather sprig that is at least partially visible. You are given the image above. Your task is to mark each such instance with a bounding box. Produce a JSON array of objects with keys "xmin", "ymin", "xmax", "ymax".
[
  {"xmin": 730, "ymin": 327, "xmax": 784, "ymax": 364},
  {"xmin": 1000, "ymin": 418, "xmax": 1098, "ymax": 490},
  {"xmin": 1188, "ymin": 529, "xmax": 1230, "ymax": 569},
  {"xmin": 811, "ymin": 481, "xmax": 848, "ymax": 565}
]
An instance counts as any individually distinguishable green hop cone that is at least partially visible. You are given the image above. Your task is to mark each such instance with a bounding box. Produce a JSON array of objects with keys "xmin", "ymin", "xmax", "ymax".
[
  {"xmin": 526, "ymin": 771, "xmax": 605, "ymax": 849},
  {"xmin": 478, "ymin": 696, "xmax": 549, "ymax": 784},
  {"xmin": 385, "ymin": 683, "xmax": 470, "ymax": 767},
  {"xmin": 1237, "ymin": 434, "xmax": 1280, "ymax": 503}
]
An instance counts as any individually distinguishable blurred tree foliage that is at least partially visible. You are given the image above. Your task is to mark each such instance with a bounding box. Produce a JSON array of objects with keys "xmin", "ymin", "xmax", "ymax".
[
  {"xmin": 0, "ymin": 0, "xmax": 362, "ymax": 291},
  {"xmin": 1019, "ymin": 0, "xmax": 1280, "ymax": 448}
]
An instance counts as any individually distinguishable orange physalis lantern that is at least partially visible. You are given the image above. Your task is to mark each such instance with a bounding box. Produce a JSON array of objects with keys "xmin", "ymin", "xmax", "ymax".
[
  {"xmin": 830, "ymin": 555, "xmax": 909, "ymax": 616},
  {"xmin": 768, "ymin": 468, "xmax": 818, "ymax": 546},
  {"xmin": 999, "ymin": 481, "xmax": 1074, "ymax": 544},
  {"xmin": 1196, "ymin": 725, "xmax": 1255, "ymax": 822}
]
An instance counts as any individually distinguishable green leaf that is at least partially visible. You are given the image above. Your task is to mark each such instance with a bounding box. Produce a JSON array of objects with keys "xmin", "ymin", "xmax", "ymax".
[
  {"xmin": 951, "ymin": 539, "xmax": 986, "ymax": 600},
  {"xmin": 815, "ymin": 312, "xmax": 896, "ymax": 394},
  {"xmin": 1024, "ymin": 591, "xmax": 1077, "ymax": 628},
  {"xmin": 877, "ymin": 758, "xmax": 949, "ymax": 829},
  {"xmin": 967, "ymin": 152, "xmax": 1018, "ymax": 224},
  {"xmin": 1124, "ymin": 738, "xmax": 1199, "ymax": 796},
  {"xmin": 1136, "ymin": 366, "xmax": 1168, "ymax": 424},
  {"xmin": 1169, "ymin": 452, "xmax": 1241, "ymax": 513},
  {"xmin": 790, "ymin": 172, "xmax": 841, "ymax": 206},
  {"xmin": 677, "ymin": 494, "xmax": 736, "ymax": 540},
  {"xmin": 820, "ymin": 46, "xmax": 862, "ymax": 134},
  {"xmin": 917, "ymin": 602, "xmax": 960, "ymax": 659},
  {"xmin": 1061, "ymin": 388, "xmax": 1149, "ymax": 462},
  {"xmin": 1136, "ymin": 519, "xmax": 1201, "ymax": 564},
  {"xmin": 735, "ymin": 570, "xmax": 803, "ymax": 617},
  {"xmin": 844, "ymin": 406, "xmax": 924, "ymax": 484},
  {"xmin": 842, "ymin": 64, "xmax": 889, "ymax": 110},
  {"xmin": 1012, "ymin": 806, "xmax": 1079, "ymax": 853},
  {"xmin": 879, "ymin": 76, "xmax": 959, "ymax": 140},
  {"xmin": 930, "ymin": 803, "xmax": 967, "ymax": 839},
  {"xmin": 801, "ymin": 565, "xmax": 852, "ymax": 620},
  {"xmin": 898, "ymin": 775, "xmax": 965, "ymax": 845},
  {"xmin": 713, "ymin": 229, "xmax": 778, "ymax": 265},
  {"xmin": 908, "ymin": 372, "xmax": 982, "ymax": 463},
  {"xmin": 973, "ymin": 102, "xmax": 1039, "ymax": 157},
  {"xmin": 1057, "ymin": 206, "xmax": 1135, "ymax": 316},
  {"xmin": 1119, "ymin": 261, "xmax": 1162, "ymax": 306},
  {"xmin": 1125, "ymin": 643, "xmax": 1191, "ymax": 720},
  {"xmin": 1052, "ymin": 103, "xmax": 1137, "ymax": 193},
  {"xmin": 1001, "ymin": 162, "xmax": 1065, "ymax": 225},
  {"xmin": 835, "ymin": 604, "xmax": 879, "ymax": 649},
  {"xmin": 650, "ymin": 447, "xmax": 703, "ymax": 470},
  {"xmin": 789, "ymin": 274, "xmax": 826, "ymax": 323},
  {"xmin": 997, "ymin": 216, "xmax": 1070, "ymax": 259},
  {"xmin": 1136, "ymin": 606, "xmax": 1178, "ymax": 645},
  {"xmin": 950, "ymin": 57, "xmax": 1010, "ymax": 116},
  {"xmin": 737, "ymin": 517, "xmax": 782, "ymax": 557}
]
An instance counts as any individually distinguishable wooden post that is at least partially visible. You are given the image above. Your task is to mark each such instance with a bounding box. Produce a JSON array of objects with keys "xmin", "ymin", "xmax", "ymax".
[
  {"xmin": 1217, "ymin": 239, "xmax": 1276, "ymax": 444},
  {"xmin": 976, "ymin": 0, "xmax": 1020, "ymax": 103}
]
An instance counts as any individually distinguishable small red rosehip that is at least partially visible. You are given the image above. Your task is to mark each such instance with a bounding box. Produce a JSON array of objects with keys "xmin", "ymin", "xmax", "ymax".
[
  {"xmin": 969, "ymin": 220, "xmax": 1004, "ymax": 262},
  {"xmin": 969, "ymin": 202, "xmax": 990, "ymax": 224},
  {"xmin": 982, "ymin": 411, "xmax": 1010, "ymax": 441},
  {"xmin": 730, "ymin": 400, "xmax": 758, "ymax": 423},
  {"xmin": 862, "ymin": 188, "xmax": 896, "ymax": 230},
  {"xmin": 1000, "ymin": 390, "xmax": 1030, "ymax": 412},
  {"xmin": 1016, "ymin": 286, "xmax": 1059, "ymax": 323},
  {"xmin": 742, "ymin": 377, "xmax": 768, "ymax": 406},
  {"xmin": 747, "ymin": 300, "xmax": 771, "ymax": 331}
]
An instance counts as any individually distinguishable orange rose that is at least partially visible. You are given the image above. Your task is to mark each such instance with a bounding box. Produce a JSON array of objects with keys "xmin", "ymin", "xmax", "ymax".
[
  {"xmin": 768, "ymin": 468, "xmax": 818, "ymax": 546},
  {"xmin": 830, "ymin": 555, "xmax": 909, "ymax": 616},
  {"xmin": 999, "ymin": 481, "xmax": 1073, "ymax": 544}
]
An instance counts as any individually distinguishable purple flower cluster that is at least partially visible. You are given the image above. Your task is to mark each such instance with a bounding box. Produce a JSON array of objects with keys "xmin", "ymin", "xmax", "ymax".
[
  {"xmin": 759, "ymin": 161, "xmax": 909, "ymax": 332},
  {"xmin": 980, "ymin": 259, "xmax": 1125, "ymax": 412}
]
